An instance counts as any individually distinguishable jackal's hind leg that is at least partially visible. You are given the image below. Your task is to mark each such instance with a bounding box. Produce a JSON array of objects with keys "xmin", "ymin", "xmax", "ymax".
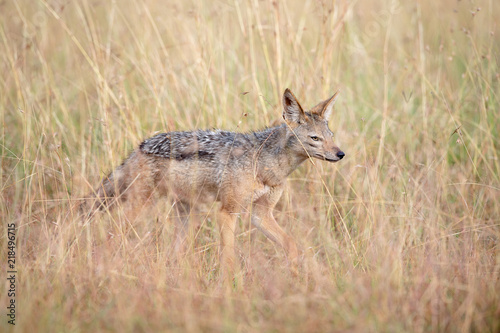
[
  {"xmin": 116, "ymin": 168, "xmax": 158, "ymax": 232},
  {"xmin": 172, "ymin": 201, "xmax": 191, "ymax": 256}
]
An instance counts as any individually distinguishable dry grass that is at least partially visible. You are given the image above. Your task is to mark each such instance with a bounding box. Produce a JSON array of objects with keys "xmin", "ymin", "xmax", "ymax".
[{"xmin": 1, "ymin": 0, "xmax": 499, "ymax": 332}]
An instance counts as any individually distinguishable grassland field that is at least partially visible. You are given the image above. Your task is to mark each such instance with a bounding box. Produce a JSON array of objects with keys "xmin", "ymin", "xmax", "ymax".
[{"xmin": 1, "ymin": 0, "xmax": 499, "ymax": 332}]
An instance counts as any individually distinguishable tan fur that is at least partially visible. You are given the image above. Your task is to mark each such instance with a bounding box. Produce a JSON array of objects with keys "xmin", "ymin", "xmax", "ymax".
[{"xmin": 83, "ymin": 89, "xmax": 345, "ymax": 280}]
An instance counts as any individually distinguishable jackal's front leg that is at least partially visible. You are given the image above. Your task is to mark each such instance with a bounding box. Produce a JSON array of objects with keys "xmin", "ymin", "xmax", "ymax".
[
  {"xmin": 251, "ymin": 189, "xmax": 299, "ymax": 274},
  {"xmin": 252, "ymin": 210, "xmax": 299, "ymax": 273},
  {"xmin": 218, "ymin": 207, "xmax": 238, "ymax": 282}
]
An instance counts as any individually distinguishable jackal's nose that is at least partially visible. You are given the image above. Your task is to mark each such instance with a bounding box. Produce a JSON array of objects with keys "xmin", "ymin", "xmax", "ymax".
[{"xmin": 336, "ymin": 151, "xmax": 345, "ymax": 160}]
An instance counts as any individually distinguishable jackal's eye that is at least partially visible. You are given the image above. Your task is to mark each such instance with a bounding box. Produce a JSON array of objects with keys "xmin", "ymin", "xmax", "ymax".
[{"xmin": 310, "ymin": 136, "xmax": 320, "ymax": 141}]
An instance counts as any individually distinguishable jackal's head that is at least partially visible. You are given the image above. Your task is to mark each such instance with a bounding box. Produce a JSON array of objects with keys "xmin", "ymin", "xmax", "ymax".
[{"xmin": 282, "ymin": 88, "xmax": 345, "ymax": 162}]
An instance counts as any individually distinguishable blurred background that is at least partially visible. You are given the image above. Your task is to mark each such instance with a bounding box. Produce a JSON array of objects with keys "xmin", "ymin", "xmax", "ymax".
[{"xmin": 1, "ymin": 0, "xmax": 499, "ymax": 332}]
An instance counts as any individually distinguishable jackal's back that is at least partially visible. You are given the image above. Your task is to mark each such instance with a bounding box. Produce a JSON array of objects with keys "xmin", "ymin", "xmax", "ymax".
[
  {"xmin": 141, "ymin": 130, "xmax": 241, "ymax": 161},
  {"xmin": 139, "ymin": 127, "xmax": 287, "ymax": 167}
]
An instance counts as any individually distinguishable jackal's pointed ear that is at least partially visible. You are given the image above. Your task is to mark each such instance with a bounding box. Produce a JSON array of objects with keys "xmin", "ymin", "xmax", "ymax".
[
  {"xmin": 282, "ymin": 88, "xmax": 306, "ymax": 124},
  {"xmin": 311, "ymin": 91, "xmax": 339, "ymax": 121}
]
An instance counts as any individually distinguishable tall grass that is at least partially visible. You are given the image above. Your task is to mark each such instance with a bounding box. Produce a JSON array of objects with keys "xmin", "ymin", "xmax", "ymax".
[{"xmin": 1, "ymin": 0, "xmax": 499, "ymax": 331}]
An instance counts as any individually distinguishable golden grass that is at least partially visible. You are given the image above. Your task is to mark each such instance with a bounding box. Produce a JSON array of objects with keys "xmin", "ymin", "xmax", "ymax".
[{"xmin": 1, "ymin": 0, "xmax": 499, "ymax": 331}]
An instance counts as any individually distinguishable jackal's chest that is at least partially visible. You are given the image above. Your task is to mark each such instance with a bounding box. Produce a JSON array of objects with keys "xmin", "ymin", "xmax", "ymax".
[{"xmin": 253, "ymin": 184, "xmax": 271, "ymax": 201}]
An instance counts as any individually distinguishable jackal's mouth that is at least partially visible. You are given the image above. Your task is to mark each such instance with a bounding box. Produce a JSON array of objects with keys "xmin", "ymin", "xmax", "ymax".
[{"xmin": 313, "ymin": 154, "xmax": 340, "ymax": 162}]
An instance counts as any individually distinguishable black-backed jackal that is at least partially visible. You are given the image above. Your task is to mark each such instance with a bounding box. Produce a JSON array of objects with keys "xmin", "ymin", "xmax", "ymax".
[{"xmin": 83, "ymin": 89, "xmax": 345, "ymax": 278}]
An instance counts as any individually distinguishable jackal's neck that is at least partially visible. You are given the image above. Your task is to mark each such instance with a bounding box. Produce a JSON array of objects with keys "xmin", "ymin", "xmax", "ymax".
[{"xmin": 253, "ymin": 124, "xmax": 308, "ymax": 184}]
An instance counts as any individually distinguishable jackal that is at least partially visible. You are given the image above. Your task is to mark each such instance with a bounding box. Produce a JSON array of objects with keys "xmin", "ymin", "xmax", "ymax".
[{"xmin": 84, "ymin": 89, "xmax": 344, "ymax": 276}]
